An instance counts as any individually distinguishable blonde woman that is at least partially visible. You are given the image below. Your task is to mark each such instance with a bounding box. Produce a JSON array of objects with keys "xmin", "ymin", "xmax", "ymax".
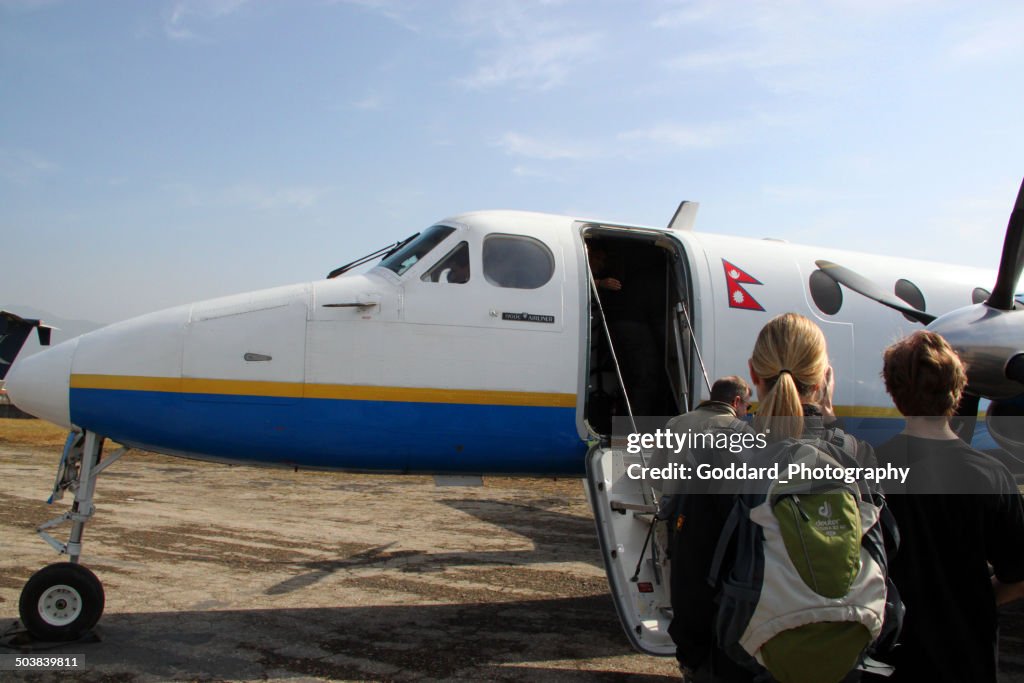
[{"xmin": 670, "ymin": 312, "xmax": 874, "ymax": 682}]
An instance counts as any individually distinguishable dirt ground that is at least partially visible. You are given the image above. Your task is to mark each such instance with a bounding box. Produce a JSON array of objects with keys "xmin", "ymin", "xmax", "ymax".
[
  {"xmin": 2, "ymin": 422, "xmax": 1024, "ymax": 682},
  {"xmin": 0, "ymin": 431, "xmax": 681, "ymax": 682}
]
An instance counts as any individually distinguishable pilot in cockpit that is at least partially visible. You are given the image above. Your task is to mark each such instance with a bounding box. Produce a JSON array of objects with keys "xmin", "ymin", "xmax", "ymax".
[
  {"xmin": 423, "ymin": 242, "xmax": 471, "ymax": 284},
  {"xmin": 445, "ymin": 247, "xmax": 470, "ymax": 284}
]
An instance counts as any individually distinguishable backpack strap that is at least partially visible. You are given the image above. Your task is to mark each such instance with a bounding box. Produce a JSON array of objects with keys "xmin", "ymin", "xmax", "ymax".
[
  {"xmin": 879, "ymin": 496, "xmax": 901, "ymax": 551},
  {"xmin": 822, "ymin": 426, "xmax": 857, "ymax": 461},
  {"xmin": 699, "ymin": 419, "xmax": 755, "ymax": 588},
  {"xmin": 821, "ymin": 427, "xmax": 880, "ymax": 500},
  {"xmin": 707, "ymin": 500, "xmax": 743, "ymax": 588}
]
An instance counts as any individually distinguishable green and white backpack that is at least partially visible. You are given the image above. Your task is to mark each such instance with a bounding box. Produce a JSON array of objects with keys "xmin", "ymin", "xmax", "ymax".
[{"xmin": 708, "ymin": 432, "xmax": 900, "ymax": 683}]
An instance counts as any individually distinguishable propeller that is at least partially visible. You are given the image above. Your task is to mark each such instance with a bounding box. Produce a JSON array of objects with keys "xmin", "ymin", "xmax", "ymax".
[
  {"xmin": 813, "ymin": 179, "xmax": 1024, "ymax": 466},
  {"xmin": 985, "ymin": 178, "xmax": 1024, "ymax": 311}
]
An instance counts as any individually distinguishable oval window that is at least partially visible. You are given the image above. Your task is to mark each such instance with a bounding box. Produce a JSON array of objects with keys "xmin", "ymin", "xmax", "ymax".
[
  {"xmin": 894, "ymin": 279, "xmax": 926, "ymax": 323},
  {"xmin": 483, "ymin": 235, "xmax": 555, "ymax": 289},
  {"xmin": 809, "ymin": 269, "xmax": 843, "ymax": 315}
]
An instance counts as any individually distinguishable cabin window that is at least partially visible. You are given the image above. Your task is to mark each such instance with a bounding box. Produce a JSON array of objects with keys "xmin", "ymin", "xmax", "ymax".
[
  {"xmin": 380, "ymin": 225, "xmax": 455, "ymax": 276},
  {"xmin": 482, "ymin": 234, "xmax": 555, "ymax": 289},
  {"xmin": 809, "ymin": 269, "xmax": 843, "ymax": 315},
  {"xmin": 421, "ymin": 242, "xmax": 470, "ymax": 284},
  {"xmin": 894, "ymin": 279, "xmax": 926, "ymax": 323}
]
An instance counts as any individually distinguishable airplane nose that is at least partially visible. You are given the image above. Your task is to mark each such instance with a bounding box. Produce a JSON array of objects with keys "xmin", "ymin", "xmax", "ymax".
[{"xmin": 5, "ymin": 337, "xmax": 77, "ymax": 429}]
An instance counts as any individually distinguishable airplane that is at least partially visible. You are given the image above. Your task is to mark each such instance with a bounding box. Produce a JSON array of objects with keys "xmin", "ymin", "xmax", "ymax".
[{"xmin": 2, "ymin": 180, "xmax": 1022, "ymax": 655}]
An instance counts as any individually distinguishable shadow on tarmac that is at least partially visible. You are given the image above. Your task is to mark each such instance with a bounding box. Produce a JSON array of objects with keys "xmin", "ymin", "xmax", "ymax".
[
  {"xmin": 264, "ymin": 498, "xmax": 601, "ymax": 597},
  {"xmin": 3, "ymin": 595, "xmax": 678, "ymax": 681}
]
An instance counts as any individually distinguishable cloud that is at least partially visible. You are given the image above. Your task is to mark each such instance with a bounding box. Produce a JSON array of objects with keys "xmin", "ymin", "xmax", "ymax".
[
  {"xmin": 350, "ymin": 94, "xmax": 385, "ymax": 111},
  {"xmin": 0, "ymin": 148, "xmax": 59, "ymax": 184},
  {"xmin": 949, "ymin": 13, "xmax": 1024, "ymax": 62},
  {"xmin": 496, "ymin": 132, "xmax": 600, "ymax": 161},
  {"xmin": 329, "ymin": 0, "xmax": 421, "ymax": 33},
  {"xmin": 497, "ymin": 114, "xmax": 747, "ymax": 167},
  {"xmin": 652, "ymin": 1, "xmax": 717, "ymax": 29},
  {"xmin": 163, "ymin": 0, "xmax": 250, "ymax": 41},
  {"xmin": 618, "ymin": 122, "xmax": 738, "ymax": 150},
  {"xmin": 459, "ymin": 32, "xmax": 602, "ymax": 91},
  {"xmin": 652, "ymin": 1, "xmax": 909, "ymax": 95},
  {"xmin": 453, "ymin": 2, "xmax": 602, "ymax": 91},
  {"xmin": 495, "ymin": 118, "xmax": 741, "ymax": 170},
  {"xmin": 666, "ymin": 45, "xmax": 793, "ymax": 72}
]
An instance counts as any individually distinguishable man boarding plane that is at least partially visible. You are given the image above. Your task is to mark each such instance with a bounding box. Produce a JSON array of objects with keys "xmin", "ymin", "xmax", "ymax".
[{"xmin": 3, "ymin": 182, "xmax": 1023, "ymax": 650}]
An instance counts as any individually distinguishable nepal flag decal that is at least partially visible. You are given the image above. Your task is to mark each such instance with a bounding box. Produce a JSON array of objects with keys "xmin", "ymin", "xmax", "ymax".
[{"xmin": 722, "ymin": 259, "xmax": 765, "ymax": 311}]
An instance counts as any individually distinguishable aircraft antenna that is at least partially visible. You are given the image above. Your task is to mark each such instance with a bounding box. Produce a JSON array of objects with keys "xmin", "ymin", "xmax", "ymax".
[{"xmin": 667, "ymin": 200, "xmax": 699, "ymax": 231}]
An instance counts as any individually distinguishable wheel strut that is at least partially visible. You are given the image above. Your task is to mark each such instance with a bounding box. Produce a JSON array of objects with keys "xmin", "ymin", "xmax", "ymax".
[{"xmin": 19, "ymin": 429, "xmax": 125, "ymax": 641}]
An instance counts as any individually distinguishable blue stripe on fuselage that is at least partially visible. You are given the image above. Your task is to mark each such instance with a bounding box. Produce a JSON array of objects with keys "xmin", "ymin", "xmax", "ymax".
[{"xmin": 70, "ymin": 388, "xmax": 587, "ymax": 475}]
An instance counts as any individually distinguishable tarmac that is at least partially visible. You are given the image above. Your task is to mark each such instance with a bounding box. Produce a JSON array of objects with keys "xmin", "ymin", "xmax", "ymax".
[
  {"xmin": 2, "ymin": 442, "xmax": 1024, "ymax": 682},
  {"xmin": 0, "ymin": 443, "xmax": 680, "ymax": 681}
]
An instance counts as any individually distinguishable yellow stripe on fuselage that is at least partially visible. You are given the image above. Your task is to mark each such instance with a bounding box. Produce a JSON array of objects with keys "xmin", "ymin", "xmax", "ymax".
[
  {"xmin": 833, "ymin": 405, "xmax": 903, "ymax": 419},
  {"xmin": 69, "ymin": 374, "xmax": 577, "ymax": 408}
]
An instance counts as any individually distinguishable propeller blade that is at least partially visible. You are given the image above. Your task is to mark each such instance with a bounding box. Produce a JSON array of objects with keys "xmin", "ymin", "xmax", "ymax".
[
  {"xmin": 987, "ymin": 178, "xmax": 1024, "ymax": 311},
  {"xmin": 814, "ymin": 260, "xmax": 936, "ymax": 325}
]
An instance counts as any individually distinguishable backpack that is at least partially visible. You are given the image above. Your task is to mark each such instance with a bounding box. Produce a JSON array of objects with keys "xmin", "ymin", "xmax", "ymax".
[{"xmin": 707, "ymin": 430, "xmax": 901, "ymax": 683}]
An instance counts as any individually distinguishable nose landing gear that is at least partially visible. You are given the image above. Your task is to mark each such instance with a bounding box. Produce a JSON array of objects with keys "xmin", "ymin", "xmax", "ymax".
[{"xmin": 17, "ymin": 430, "xmax": 125, "ymax": 641}]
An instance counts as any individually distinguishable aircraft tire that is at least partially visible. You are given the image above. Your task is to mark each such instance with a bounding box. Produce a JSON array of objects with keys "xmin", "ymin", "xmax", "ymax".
[{"xmin": 19, "ymin": 563, "xmax": 105, "ymax": 641}]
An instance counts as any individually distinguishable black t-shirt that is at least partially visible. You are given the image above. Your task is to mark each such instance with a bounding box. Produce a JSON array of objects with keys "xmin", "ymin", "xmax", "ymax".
[{"xmin": 876, "ymin": 435, "xmax": 1024, "ymax": 683}]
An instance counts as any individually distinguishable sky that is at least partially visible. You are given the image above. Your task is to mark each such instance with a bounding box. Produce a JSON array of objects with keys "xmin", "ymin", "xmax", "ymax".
[{"xmin": 3, "ymin": 0, "xmax": 1024, "ymax": 324}]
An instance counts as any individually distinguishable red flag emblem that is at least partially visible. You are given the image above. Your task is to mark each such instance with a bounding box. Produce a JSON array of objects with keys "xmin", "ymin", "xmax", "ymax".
[{"xmin": 722, "ymin": 259, "xmax": 765, "ymax": 311}]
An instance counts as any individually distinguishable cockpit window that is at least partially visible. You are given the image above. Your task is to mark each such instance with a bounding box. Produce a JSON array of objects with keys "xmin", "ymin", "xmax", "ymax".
[
  {"xmin": 422, "ymin": 242, "xmax": 470, "ymax": 284},
  {"xmin": 379, "ymin": 225, "xmax": 455, "ymax": 276},
  {"xmin": 483, "ymin": 234, "xmax": 555, "ymax": 289}
]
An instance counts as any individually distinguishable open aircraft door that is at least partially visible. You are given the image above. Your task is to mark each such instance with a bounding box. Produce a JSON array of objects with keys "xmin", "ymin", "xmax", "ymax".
[
  {"xmin": 586, "ymin": 444, "xmax": 676, "ymax": 656},
  {"xmin": 579, "ymin": 224, "xmax": 705, "ymax": 656}
]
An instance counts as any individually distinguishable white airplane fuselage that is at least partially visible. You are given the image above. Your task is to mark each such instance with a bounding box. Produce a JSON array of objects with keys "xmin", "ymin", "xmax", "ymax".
[{"xmin": 5, "ymin": 209, "xmax": 994, "ymax": 475}]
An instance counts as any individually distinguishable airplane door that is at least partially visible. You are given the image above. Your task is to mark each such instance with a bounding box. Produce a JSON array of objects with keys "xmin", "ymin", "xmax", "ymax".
[{"xmin": 586, "ymin": 443, "xmax": 675, "ymax": 657}]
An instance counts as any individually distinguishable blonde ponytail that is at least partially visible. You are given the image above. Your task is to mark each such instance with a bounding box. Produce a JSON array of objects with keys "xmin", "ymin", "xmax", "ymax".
[{"xmin": 751, "ymin": 313, "xmax": 829, "ymax": 441}]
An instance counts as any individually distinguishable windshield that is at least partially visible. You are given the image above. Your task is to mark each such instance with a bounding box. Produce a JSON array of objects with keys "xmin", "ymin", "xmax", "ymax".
[{"xmin": 379, "ymin": 225, "xmax": 455, "ymax": 276}]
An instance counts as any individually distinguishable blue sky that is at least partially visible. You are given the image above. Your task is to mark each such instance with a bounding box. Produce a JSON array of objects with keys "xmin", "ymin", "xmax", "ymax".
[{"xmin": 3, "ymin": 0, "xmax": 1023, "ymax": 323}]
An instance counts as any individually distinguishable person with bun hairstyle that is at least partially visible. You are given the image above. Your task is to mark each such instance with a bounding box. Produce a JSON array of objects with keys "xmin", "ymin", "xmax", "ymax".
[
  {"xmin": 670, "ymin": 313, "xmax": 875, "ymax": 681},
  {"xmin": 877, "ymin": 330, "xmax": 1024, "ymax": 682}
]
